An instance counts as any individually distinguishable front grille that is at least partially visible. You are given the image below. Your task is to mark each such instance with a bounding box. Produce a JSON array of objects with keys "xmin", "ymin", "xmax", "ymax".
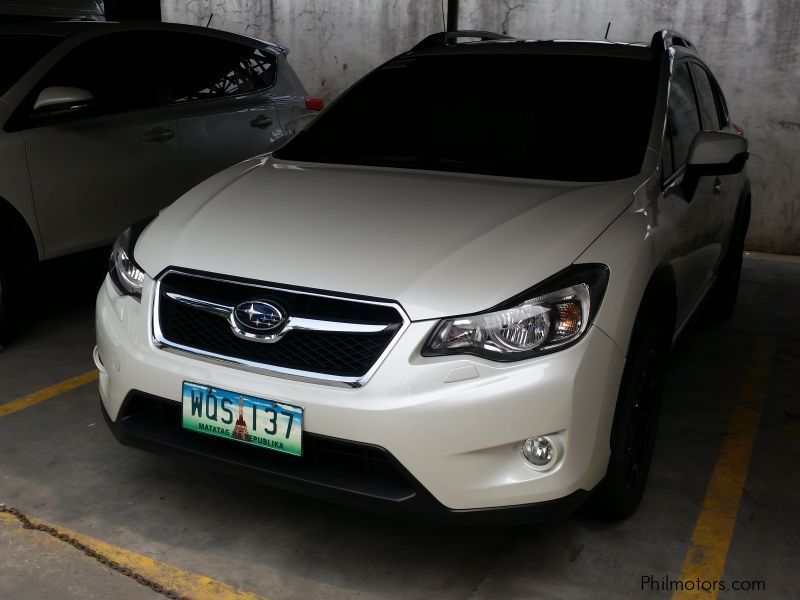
[{"xmin": 155, "ymin": 270, "xmax": 406, "ymax": 380}]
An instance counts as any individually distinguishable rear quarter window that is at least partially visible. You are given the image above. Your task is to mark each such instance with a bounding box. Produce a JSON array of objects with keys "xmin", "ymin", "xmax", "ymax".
[{"xmin": 160, "ymin": 33, "xmax": 277, "ymax": 103}]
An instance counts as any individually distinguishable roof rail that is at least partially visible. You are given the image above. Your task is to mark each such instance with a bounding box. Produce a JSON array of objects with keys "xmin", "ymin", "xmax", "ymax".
[
  {"xmin": 410, "ymin": 30, "xmax": 514, "ymax": 52},
  {"xmin": 651, "ymin": 29, "xmax": 698, "ymax": 54}
]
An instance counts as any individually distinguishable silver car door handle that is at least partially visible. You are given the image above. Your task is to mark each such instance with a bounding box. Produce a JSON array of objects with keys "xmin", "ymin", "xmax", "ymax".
[
  {"xmin": 249, "ymin": 114, "xmax": 274, "ymax": 129},
  {"xmin": 141, "ymin": 127, "xmax": 175, "ymax": 143},
  {"xmin": 713, "ymin": 177, "xmax": 722, "ymax": 198}
]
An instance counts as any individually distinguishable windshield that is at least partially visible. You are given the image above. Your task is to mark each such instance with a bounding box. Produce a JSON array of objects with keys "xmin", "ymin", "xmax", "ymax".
[
  {"xmin": 275, "ymin": 52, "xmax": 658, "ymax": 182},
  {"xmin": 0, "ymin": 33, "xmax": 60, "ymax": 96}
]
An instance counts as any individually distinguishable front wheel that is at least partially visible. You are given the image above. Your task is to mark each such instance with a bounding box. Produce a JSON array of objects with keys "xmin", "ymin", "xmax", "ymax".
[
  {"xmin": 0, "ymin": 260, "xmax": 22, "ymax": 348},
  {"xmin": 587, "ymin": 318, "xmax": 668, "ymax": 520}
]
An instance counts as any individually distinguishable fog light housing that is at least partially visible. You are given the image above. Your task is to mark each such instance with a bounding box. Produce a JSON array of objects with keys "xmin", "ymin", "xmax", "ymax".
[{"xmin": 522, "ymin": 436, "xmax": 557, "ymax": 470}]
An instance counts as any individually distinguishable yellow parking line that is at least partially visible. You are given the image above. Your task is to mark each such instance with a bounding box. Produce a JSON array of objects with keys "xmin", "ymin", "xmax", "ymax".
[
  {"xmin": 0, "ymin": 511, "xmax": 266, "ymax": 600},
  {"xmin": 0, "ymin": 370, "xmax": 98, "ymax": 418},
  {"xmin": 672, "ymin": 337, "xmax": 776, "ymax": 599}
]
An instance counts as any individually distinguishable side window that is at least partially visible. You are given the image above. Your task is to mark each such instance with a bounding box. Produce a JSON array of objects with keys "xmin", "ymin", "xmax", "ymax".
[
  {"xmin": 666, "ymin": 62, "xmax": 701, "ymax": 174},
  {"xmin": 34, "ymin": 32, "xmax": 162, "ymax": 117},
  {"xmin": 163, "ymin": 34, "xmax": 277, "ymax": 104},
  {"xmin": 242, "ymin": 47, "xmax": 277, "ymax": 89},
  {"xmin": 690, "ymin": 64, "xmax": 721, "ymax": 131},
  {"xmin": 713, "ymin": 83, "xmax": 730, "ymax": 128}
]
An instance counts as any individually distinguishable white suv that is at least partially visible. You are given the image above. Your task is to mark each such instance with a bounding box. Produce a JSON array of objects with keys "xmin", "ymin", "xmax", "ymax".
[{"xmin": 96, "ymin": 30, "xmax": 750, "ymax": 522}]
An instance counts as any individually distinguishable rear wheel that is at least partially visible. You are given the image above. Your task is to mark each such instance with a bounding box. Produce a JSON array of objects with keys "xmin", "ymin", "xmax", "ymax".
[{"xmin": 588, "ymin": 315, "xmax": 668, "ymax": 520}]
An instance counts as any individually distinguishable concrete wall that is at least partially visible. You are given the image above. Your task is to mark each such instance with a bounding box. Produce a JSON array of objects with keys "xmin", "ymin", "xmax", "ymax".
[{"xmin": 162, "ymin": 0, "xmax": 800, "ymax": 254}]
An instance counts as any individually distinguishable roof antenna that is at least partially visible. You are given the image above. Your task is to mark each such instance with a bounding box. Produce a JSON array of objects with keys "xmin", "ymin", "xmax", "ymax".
[
  {"xmin": 206, "ymin": 14, "xmax": 214, "ymax": 28},
  {"xmin": 604, "ymin": 21, "xmax": 611, "ymax": 40}
]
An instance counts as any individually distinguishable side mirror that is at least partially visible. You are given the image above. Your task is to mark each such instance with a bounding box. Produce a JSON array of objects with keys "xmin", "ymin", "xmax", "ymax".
[
  {"xmin": 683, "ymin": 131, "xmax": 748, "ymax": 199},
  {"xmin": 687, "ymin": 131, "xmax": 749, "ymax": 174},
  {"xmin": 33, "ymin": 86, "xmax": 95, "ymax": 116}
]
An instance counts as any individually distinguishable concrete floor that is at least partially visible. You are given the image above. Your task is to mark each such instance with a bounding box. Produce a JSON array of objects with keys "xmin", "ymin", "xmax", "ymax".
[{"xmin": 0, "ymin": 253, "xmax": 797, "ymax": 599}]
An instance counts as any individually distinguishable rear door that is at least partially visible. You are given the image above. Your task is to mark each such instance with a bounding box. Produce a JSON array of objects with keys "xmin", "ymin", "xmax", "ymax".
[
  {"xmin": 18, "ymin": 31, "xmax": 184, "ymax": 258},
  {"xmin": 160, "ymin": 32, "xmax": 284, "ymax": 184},
  {"xmin": 662, "ymin": 61, "xmax": 721, "ymax": 325},
  {"xmin": 688, "ymin": 61, "xmax": 739, "ymax": 260}
]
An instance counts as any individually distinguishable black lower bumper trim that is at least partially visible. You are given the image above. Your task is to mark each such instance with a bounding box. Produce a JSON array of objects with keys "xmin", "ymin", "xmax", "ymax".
[{"xmin": 103, "ymin": 391, "xmax": 589, "ymax": 524}]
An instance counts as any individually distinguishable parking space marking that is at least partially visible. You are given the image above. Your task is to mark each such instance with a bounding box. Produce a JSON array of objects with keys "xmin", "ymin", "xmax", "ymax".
[
  {"xmin": 672, "ymin": 337, "xmax": 776, "ymax": 599},
  {"xmin": 0, "ymin": 370, "xmax": 98, "ymax": 418},
  {"xmin": 0, "ymin": 510, "xmax": 266, "ymax": 599}
]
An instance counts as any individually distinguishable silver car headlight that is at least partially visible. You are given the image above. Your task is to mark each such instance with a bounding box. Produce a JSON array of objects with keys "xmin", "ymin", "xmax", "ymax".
[
  {"xmin": 422, "ymin": 264, "xmax": 609, "ymax": 360},
  {"xmin": 108, "ymin": 216, "xmax": 155, "ymax": 300}
]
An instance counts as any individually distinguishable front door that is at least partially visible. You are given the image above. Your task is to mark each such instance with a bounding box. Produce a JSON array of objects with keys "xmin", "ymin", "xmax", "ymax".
[{"xmin": 18, "ymin": 31, "xmax": 184, "ymax": 258}]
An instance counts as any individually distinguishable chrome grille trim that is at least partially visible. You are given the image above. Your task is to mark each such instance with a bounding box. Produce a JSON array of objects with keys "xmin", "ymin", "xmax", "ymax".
[
  {"xmin": 165, "ymin": 291, "xmax": 393, "ymax": 344},
  {"xmin": 151, "ymin": 269, "xmax": 410, "ymax": 388}
]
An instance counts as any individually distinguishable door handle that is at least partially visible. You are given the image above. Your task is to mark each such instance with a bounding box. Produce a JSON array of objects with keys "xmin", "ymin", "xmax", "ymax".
[
  {"xmin": 141, "ymin": 127, "xmax": 175, "ymax": 143},
  {"xmin": 712, "ymin": 177, "xmax": 722, "ymax": 199},
  {"xmin": 249, "ymin": 114, "xmax": 274, "ymax": 129}
]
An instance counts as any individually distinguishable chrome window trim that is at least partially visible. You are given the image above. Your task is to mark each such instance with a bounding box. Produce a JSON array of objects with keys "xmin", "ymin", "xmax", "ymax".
[{"xmin": 151, "ymin": 269, "xmax": 411, "ymax": 388}]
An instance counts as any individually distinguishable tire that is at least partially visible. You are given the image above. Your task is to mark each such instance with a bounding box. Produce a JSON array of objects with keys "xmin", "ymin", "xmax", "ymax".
[
  {"xmin": 0, "ymin": 259, "xmax": 19, "ymax": 348},
  {"xmin": 0, "ymin": 210, "xmax": 37, "ymax": 348},
  {"xmin": 0, "ymin": 248, "xmax": 32, "ymax": 347},
  {"xmin": 709, "ymin": 201, "xmax": 748, "ymax": 321},
  {"xmin": 587, "ymin": 313, "xmax": 669, "ymax": 521}
]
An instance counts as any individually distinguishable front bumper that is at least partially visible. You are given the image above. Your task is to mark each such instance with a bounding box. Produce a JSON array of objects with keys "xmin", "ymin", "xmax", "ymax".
[
  {"xmin": 101, "ymin": 390, "xmax": 588, "ymax": 523},
  {"xmin": 96, "ymin": 275, "xmax": 625, "ymax": 515}
]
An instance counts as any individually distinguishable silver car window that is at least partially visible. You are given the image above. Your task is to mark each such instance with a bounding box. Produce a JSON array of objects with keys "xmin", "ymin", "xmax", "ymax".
[{"xmin": 161, "ymin": 33, "xmax": 277, "ymax": 104}]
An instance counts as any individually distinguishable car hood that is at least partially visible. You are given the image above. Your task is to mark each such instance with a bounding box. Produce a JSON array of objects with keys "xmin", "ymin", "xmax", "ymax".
[{"xmin": 136, "ymin": 157, "xmax": 632, "ymax": 321}]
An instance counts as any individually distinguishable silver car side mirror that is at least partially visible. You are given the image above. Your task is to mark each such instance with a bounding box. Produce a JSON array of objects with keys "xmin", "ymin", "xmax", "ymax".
[{"xmin": 33, "ymin": 86, "xmax": 96, "ymax": 114}]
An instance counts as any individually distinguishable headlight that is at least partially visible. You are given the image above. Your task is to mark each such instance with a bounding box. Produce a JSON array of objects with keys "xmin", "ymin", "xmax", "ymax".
[
  {"xmin": 422, "ymin": 264, "xmax": 609, "ymax": 361},
  {"xmin": 108, "ymin": 216, "xmax": 155, "ymax": 300}
]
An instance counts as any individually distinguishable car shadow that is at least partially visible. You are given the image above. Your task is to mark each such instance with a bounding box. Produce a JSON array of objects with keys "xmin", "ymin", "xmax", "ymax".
[{"xmin": 1, "ymin": 246, "xmax": 110, "ymax": 351}]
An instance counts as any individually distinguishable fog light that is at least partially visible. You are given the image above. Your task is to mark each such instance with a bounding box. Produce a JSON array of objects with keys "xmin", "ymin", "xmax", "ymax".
[{"xmin": 522, "ymin": 436, "xmax": 556, "ymax": 469}]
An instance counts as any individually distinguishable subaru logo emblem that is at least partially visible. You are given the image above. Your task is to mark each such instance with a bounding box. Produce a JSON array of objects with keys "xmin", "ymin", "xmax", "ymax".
[{"xmin": 233, "ymin": 301, "xmax": 285, "ymax": 331}]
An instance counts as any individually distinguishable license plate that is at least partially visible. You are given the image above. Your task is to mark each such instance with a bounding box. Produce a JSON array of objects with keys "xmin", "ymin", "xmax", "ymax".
[{"xmin": 181, "ymin": 381, "xmax": 303, "ymax": 456}]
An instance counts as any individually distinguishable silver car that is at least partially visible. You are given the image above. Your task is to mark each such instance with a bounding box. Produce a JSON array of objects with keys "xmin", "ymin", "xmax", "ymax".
[
  {"xmin": 0, "ymin": 0, "xmax": 106, "ymax": 22},
  {"xmin": 0, "ymin": 21, "xmax": 317, "ymax": 342}
]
